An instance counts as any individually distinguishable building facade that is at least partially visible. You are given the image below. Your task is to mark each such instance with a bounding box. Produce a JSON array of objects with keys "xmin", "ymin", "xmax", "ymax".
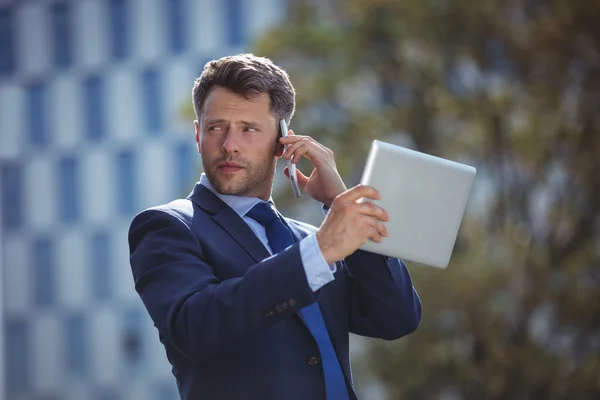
[{"xmin": 0, "ymin": 0, "xmax": 285, "ymax": 399}]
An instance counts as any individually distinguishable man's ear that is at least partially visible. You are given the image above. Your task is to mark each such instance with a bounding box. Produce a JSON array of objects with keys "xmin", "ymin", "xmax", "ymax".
[
  {"xmin": 275, "ymin": 141, "xmax": 285, "ymax": 158},
  {"xmin": 194, "ymin": 120, "xmax": 201, "ymax": 155}
]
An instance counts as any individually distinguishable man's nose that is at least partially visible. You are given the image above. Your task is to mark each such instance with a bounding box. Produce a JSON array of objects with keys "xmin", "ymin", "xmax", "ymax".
[{"xmin": 221, "ymin": 131, "xmax": 239, "ymax": 153}]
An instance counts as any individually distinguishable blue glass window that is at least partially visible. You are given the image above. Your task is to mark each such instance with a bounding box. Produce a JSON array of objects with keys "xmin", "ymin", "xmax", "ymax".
[
  {"xmin": 33, "ymin": 236, "xmax": 56, "ymax": 307},
  {"xmin": 58, "ymin": 156, "xmax": 80, "ymax": 223},
  {"xmin": 166, "ymin": 0, "xmax": 187, "ymax": 53},
  {"xmin": 1, "ymin": 162, "xmax": 22, "ymax": 230},
  {"xmin": 174, "ymin": 141, "xmax": 196, "ymax": 194},
  {"xmin": 0, "ymin": 8, "xmax": 15, "ymax": 74},
  {"xmin": 51, "ymin": 3, "xmax": 73, "ymax": 68},
  {"xmin": 141, "ymin": 68, "xmax": 163, "ymax": 135},
  {"xmin": 91, "ymin": 231, "xmax": 112, "ymax": 301},
  {"xmin": 5, "ymin": 319, "xmax": 30, "ymax": 393},
  {"xmin": 123, "ymin": 307, "xmax": 146, "ymax": 366},
  {"xmin": 27, "ymin": 83, "xmax": 49, "ymax": 147},
  {"xmin": 154, "ymin": 381, "xmax": 179, "ymax": 400},
  {"xmin": 116, "ymin": 150, "xmax": 137, "ymax": 216},
  {"xmin": 95, "ymin": 390, "xmax": 121, "ymax": 400},
  {"xmin": 84, "ymin": 76, "xmax": 106, "ymax": 141},
  {"xmin": 225, "ymin": 0, "xmax": 244, "ymax": 47},
  {"xmin": 64, "ymin": 314, "xmax": 88, "ymax": 376},
  {"xmin": 109, "ymin": 0, "xmax": 129, "ymax": 60}
]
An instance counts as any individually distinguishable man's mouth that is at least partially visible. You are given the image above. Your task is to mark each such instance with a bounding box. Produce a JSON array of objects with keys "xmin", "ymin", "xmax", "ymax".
[{"xmin": 217, "ymin": 162, "xmax": 244, "ymax": 173}]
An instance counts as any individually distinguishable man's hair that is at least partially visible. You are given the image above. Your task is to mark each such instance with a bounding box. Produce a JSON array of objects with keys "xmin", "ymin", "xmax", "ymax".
[{"xmin": 192, "ymin": 53, "xmax": 296, "ymax": 126}]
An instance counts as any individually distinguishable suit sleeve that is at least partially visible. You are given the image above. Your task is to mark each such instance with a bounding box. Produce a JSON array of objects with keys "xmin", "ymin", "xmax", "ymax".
[
  {"xmin": 344, "ymin": 250, "xmax": 422, "ymax": 340},
  {"xmin": 128, "ymin": 209, "xmax": 319, "ymax": 364}
]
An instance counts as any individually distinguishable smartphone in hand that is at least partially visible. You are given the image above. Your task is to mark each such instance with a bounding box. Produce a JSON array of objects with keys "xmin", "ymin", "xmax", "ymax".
[{"xmin": 280, "ymin": 119, "xmax": 301, "ymax": 198}]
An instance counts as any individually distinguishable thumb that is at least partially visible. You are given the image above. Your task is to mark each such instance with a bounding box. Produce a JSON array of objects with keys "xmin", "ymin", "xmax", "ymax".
[{"xmin": 283, "ymin": 166, "xmax": 309, "ymax": 187}]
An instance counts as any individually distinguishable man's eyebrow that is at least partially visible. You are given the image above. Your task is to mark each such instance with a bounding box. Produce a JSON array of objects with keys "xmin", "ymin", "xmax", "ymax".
[
  {"xmin": 204, "ymin": 118, "xmax": 227, "ymax": 126},
  {"xmin": 203, "ymin": 119, "xmax": 263, "ymax": 127},
  {"xmin": 240, "ymin": 120, "xmax": 262, "ymax": 127}
]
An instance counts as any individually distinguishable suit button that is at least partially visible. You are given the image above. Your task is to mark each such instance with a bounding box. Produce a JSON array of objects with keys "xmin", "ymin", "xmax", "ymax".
[
  {"xmin": 289, "ymin": 298, "xmax": 297, "ymax": 307},
  {"xmin": 307, "ymin": 356, "xmax": 320, "ymax": 366}
]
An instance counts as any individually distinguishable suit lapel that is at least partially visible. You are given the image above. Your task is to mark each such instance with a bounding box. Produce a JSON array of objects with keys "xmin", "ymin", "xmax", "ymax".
[{"xmin": 188, "ymin": 183, "xmax": 271, "ymax": 262}]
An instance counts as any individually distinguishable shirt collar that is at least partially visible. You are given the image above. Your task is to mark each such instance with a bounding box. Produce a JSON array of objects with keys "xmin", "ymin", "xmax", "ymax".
[{"xmin": 199, "ymin": 173, "xmax": 273, "ymax": 217}]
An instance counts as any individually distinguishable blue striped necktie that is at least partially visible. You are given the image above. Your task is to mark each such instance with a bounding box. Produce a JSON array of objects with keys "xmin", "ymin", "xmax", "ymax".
[{"xmin": 246, "ymin": 202, "xmax": 349, "ymax": 400}]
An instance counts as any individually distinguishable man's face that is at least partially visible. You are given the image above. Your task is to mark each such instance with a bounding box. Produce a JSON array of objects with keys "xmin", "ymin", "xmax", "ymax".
[{"xmin": 195, "ymin": 86, "xmax": 280, "ymax": 200}]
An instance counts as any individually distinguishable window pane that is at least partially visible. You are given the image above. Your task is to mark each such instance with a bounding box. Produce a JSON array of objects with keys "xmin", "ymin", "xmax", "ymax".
[
  {"xmin": 174, "ymin": 141, "xmax": 196, "ymax": 194},
  {"xmin": 1, "ymin": 162, "xmax": 23, "ymax": 229},
  {"xmin": 32, "ymin": 236, "xmax": 56, "ymax": 307},
  {"xmin": 5, "ymin": 318, "xmax": 30, "ymax": 393},
  {"xmin": 27, "ymin": 83, "xmax": 49, "ymax": 147},
  {"xmin": 122, "ymin": 307, "xmax": 146, "ymax": 367},
  {"xmin": 166, "ymin": 0, "xmax": 186, "ymax": 53},
  {"xmin": 58, "ymin": 156, "xmax": 80, "ymax": 223},
  {"xmin": 116, "ymin": 150, "xmax": 137, "ymax": 216},
  {"xmin": 0, "ymin": 8, "xmax": 15, "ymax": 74},
  {"xmin": 51, "ymin": 3, "xmax": 73, "ymax": 68},
  {"xmin": 91, "ymin": 231, "xmax": 112, "ymax": 301},
  {"xmin": 95, "ymin": 389, "xmax": 121, "ymax": 400},
  {"xmin": 154, "ymin": 381, "xmax": 179, "ymax": 400},
  {"xmin": 84, "ymin": 76, "xmax": 106, "ymax": 141},
  {"xmin": 64, "ymin": 314, "xmax": 88, "ymax": 376},
  {"xmin": 225, "ymin": 0, "xmax": 244, "ymax": 47},
  {"xmin": 109, "ymin": 0, "xmax": 129, "ymax": 60},
  {"xmin": 141, "ymin": 68, "xmax": 163, "ymax": 135}
]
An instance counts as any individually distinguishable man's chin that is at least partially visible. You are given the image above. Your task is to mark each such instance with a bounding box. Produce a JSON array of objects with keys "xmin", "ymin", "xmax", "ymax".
[{"xmin": 211, "ymin": 176, "xmax": 247, "ymax": 196}]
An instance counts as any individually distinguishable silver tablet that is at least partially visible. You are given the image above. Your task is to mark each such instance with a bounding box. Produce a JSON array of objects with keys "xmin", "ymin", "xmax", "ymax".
[{"xmin": 358, "ymin": 140, "xmax": 476, "ymax": 268}]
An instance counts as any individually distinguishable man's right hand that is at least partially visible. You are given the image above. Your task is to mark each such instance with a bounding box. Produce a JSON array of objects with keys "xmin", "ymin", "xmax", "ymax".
[{"xmin": 315, "ymin": 184, "xmax": 390, "ymax": 264}]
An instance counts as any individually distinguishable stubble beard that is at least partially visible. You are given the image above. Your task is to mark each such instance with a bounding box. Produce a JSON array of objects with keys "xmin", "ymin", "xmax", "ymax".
[{"xmin": 203, "ymin": 155, "xmax": 277, "ymax": 198}]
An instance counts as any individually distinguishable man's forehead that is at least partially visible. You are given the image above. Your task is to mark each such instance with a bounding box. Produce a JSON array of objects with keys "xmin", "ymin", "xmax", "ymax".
[{"xmin": 201, "ymin": 88, "xmax": 275, "ymax": 124}]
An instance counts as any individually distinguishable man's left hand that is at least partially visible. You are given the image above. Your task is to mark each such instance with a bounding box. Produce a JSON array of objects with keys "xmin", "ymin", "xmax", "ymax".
[{"xmin": 280, "ymin": 131, "xmax": 347, "ymax": 207}]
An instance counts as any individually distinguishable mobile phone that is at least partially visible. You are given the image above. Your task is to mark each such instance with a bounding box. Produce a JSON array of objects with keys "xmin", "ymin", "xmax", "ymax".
[{"xmin": 280, "ymin": 119, "xmax": 301, "ymax": 198}]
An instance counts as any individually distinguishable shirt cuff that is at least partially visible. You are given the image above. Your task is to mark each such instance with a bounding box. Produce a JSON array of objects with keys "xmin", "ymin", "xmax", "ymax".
[{"xmin": 299, "ymin": 234, "xmax": 336, "ymax": 292}]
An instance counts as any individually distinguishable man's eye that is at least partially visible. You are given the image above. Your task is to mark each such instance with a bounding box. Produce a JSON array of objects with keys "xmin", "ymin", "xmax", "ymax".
[
  {"xmin": 208, "ymin": 126, "xmax": 223, "ymax": 131},
  {"xmin": 243, "ymin": 127, "xmax": 257, "ymax": 132}
]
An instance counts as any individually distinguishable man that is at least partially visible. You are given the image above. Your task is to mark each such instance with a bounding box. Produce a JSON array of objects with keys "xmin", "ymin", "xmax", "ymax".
[{"xmin": 128, "ymin": 53, "xmax": 422, "ymax": 400}]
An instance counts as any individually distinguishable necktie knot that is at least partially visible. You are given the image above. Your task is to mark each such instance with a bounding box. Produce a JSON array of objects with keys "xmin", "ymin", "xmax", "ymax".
[
  {"xmin": 246, "ymin": 202, "xmax": 279, "ymax": 227},
  {"xmin": 246, "ymin": 202, "xmax": 294, "ymax": 254}
]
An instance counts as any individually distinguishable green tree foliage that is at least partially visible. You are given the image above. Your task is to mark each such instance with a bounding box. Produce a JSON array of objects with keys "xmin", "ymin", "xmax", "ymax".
[{"xmin": 254, "ymin": 0, "xmax": 600, "ymax": 398}]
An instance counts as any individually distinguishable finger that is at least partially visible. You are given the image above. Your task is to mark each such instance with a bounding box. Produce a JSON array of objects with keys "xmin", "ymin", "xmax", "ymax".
[
  {"xmin": 355, "ymin": 202, "xmax": 390, "ymax": 221},
  {"xmin": 283, "ymin": 138, "xmax": 315, "ymax": 159},
  {"xmin": 284, "ymin": 142, "xmax": 331, "ymax": 168},
  {"xmin": 283, "ymin": 165, "xmax": 310, "ymax": 187},
  {"xmin": 291, "ymin": 145, "xmax": 311, "ymax": 164},
  {"xmin": 368, "ymin": 226, "xmax": 384, "ymax": 243},
  {"xmin": 279, "ymin": 131, "xmax": 310, "ymax": 145},
  {"xmin": 281, "ymin": 135, "xmax": 329, "ymax": 155},
  {"xmin": 339, "ymin": 184, "xmax": 381, "ymax": 203},
  {"xmin": 375, "ymin": 220, "xmax": 389, "ymax": 237},
  {"xmin": 366, "ymin": 218, "xmax": 389, "ymax": 239}
]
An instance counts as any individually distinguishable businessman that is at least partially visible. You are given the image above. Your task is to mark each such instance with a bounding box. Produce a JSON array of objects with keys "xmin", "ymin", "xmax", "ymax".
[{"xmin": 128, "ymin": 53, "xmax": 422, "ymax": 400}]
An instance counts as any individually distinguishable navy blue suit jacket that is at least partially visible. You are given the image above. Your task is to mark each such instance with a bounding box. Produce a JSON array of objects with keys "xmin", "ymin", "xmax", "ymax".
[{"xmin": 128, "ymin": 183, "xmax": 422, "ymax": 400}]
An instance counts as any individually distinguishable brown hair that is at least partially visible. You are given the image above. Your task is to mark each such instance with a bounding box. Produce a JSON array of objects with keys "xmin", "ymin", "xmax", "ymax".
[{"xmin": 192, "ymin": 53, "xmax": 296, "ymax": 126}]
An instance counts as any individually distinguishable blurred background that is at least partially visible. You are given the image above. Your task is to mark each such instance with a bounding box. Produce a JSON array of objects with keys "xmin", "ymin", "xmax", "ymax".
[{"xmin": 1, "ymin": 0, "xmax": 599, "ymax": 399}]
